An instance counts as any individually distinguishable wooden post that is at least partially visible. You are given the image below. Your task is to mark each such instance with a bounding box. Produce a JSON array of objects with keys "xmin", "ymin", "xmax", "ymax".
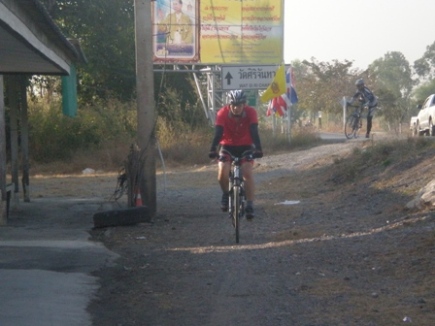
[
  {"xmin": 6, "ymin": 76, "xmax": 20, "ymax": 208},
  {"xmin": 134, "ymin": 0, "xmax": 156, "ymax": 216},
  {"xmin": 20, "ymin": 76, "xmax": 30, "ymax": 202},
  {"xmin": 0, "ymin": 76, "xmax": 7, "ymax": 225}
]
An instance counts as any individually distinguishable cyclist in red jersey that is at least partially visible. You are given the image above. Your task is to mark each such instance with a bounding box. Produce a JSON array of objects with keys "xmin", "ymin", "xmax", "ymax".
[{"xmin": 208, "ymin": 90, "xmax": 263, "ymax": 219}]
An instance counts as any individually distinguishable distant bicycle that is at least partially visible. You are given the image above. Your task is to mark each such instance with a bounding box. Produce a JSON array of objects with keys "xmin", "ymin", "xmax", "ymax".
[
  {"xmin": 220, "ymin": 149, "xmax": 256, "ymax": 244},
  {"xmin": 344, "ymin": 102, "xmax": 365, "ymax": 139}
]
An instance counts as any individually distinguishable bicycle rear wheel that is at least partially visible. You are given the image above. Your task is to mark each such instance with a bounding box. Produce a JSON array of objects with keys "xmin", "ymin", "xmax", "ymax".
[
  {"xmin": 345, "ymin": 114, "xmax": 359, "ymax": 139},
  {"xmin": 232, "ymin": 185, "xmax": 240, "ymax": 243}
]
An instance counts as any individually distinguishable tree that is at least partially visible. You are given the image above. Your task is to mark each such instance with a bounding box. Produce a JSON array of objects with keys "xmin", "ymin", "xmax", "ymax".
[
  {"xmin": 411, "ymin": 79, "xmax": 435, "ymax": 118},
  {"xmin": 297, "ymin": 58, "xmax": 360, "ymax": 121},
  {"xmin": 40, "ymin": 0, "xmax": 136, "ymax": 102},
  {"xmin": 38, "ymin": 0, "xmax": 199, "ymax": 118},
  {"xmin": 414, "ymin": 41, "xmax": 435, "ymax": 79},
  {"xmin": 369, "ymin": 51, "xmax": 414, "ymax": 131}
]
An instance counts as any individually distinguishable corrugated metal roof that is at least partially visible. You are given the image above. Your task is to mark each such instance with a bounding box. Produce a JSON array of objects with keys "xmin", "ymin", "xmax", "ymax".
[
  {"xmin": 22, "ymin": 0, "xmax": 80, "ymax": 60},
  {"xmin": 0, "ymin": 0, "xmax": 86, "ymax": 74}
]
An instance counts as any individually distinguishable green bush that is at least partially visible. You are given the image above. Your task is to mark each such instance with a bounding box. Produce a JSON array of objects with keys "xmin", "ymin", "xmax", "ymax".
[
  {"xmin": 28, "ymin": 99, "xmax": 136, "ymax": 162},
  {"xmin": 27, "ymin": 88, "xmax": 210, "ymax": 168},
  {"xmin": 26, "ymin": 90, "xmax": 320, "ymax": 171}
]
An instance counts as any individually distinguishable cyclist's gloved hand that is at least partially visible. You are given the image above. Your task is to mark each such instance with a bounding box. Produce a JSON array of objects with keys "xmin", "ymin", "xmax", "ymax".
[
  {"xmin": 253, "ymin": 151, "xmax": 263, "ymax": 159},
  {"xmin": 208, "ymin": 151, "xmax": 218, "ymax": 159}
]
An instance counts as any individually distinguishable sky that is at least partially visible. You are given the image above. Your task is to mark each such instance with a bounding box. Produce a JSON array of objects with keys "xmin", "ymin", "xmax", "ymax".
[{"xmin": 284, "ymin": 0, "xmax": 435, "ymax": 70}]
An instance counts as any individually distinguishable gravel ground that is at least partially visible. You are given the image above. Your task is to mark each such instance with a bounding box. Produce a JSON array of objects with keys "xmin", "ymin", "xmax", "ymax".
[{"xmin": 88, "ymin": 138, "xmax": 435, "ymax": 326}]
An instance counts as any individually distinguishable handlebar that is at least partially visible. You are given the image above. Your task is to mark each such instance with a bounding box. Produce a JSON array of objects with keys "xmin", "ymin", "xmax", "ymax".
[
  {"xmin": 220, "ymin": 149, "xmax": 261, "ymax": 162},
  {"xmin": 346, "ymin": 100, "xmax": 370, "ymax": 110},
  {"xmin": 220, "ymin": 149, "xmax": 255, "ymax": 161},
  {"xmin": 346, "ymin": 102, "xmax": 367, "ymax": 116},
  {"xmin": 209, "ymin": 148, "xmax": 262, "ymax": 161},
  {"xmin": 345, "ymin": 102, "xmax": 361, "ymax": 109}
]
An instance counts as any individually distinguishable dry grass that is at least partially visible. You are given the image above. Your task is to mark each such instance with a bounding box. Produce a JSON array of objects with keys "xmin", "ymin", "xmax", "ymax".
[
  {"xmin": 330, "ymin": 137, "xmax": 435, "ymax": 185},
  {"xmin": 29, "ymin": 139, "xmax": 132, "ymax": 175},
  {"xmin": 29, "ymin": 126, "xmax": 321, "ymax": 175}
]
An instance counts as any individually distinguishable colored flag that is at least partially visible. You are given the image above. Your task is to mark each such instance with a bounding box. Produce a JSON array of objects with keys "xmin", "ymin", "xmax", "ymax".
[
  {"xmin": 280, "ymin": 93, "xmax": 291, "ymax": 107},
  {"xmin": 260, "ymin": 64, "xmax": 286, "ymax": 103},
  {"xmin": 286, "ymin": 66, "xmax": 298, "ymax": 104},
  {"xmin": 266, "ymin": 96, "xmax": 287, "ymax": 117}
]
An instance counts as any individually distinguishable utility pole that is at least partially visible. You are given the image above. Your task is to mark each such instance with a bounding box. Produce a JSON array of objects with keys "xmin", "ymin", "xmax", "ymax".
[{"xmin": 134, "ymin": 0, "xmax": 156, "ymax": 215}]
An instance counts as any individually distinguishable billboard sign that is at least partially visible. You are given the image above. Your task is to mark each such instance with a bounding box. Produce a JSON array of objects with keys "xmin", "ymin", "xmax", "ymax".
[
  {"xmin": 153, "ymin": 0, "xmax": 199, "ymax": 63},
  {"xmin": 152, "ymin": 0, "xmax": 284, "ymax": 64},
  {"xmin": 200, "ymin": 0, "xmax": 284, "ymax": 64}
]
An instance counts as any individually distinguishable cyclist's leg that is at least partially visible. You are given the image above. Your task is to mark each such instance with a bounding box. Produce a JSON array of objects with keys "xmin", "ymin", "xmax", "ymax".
[
  {"xmin": 366, "ymin": 115, "xmax": 373, "ymax": 137},
  {"xmin": 241, "ymin": 161, "xmax": 254, "ymax": 201},
  {"xmin": 217, "ymin": 160, "xmax": 230, "ymax": 191},
  {"xmin": 217, "ymin": 160, "xmax": 231, "ymax": 211}
]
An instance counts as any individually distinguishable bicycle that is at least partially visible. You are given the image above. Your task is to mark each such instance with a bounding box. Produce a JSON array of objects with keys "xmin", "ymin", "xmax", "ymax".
[
  {"xmin": 344, "ymin": 103, "xmax": 365, "ymax": 139},
  {"xmin": 220, "ymin": 149, "xmax": 254, "ymax": 244}
]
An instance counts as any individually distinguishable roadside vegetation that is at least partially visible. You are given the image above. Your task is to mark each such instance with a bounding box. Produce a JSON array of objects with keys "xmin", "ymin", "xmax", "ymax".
[
  {"xmin": 27, "ymin": 91, "xmax": 324, "ymax": 174},
  {"xmin": 331, "ymin": 137, "xmax": 435, "ymax": 185},
  {"xmin": 11, "ymin": 1, "xmax": 435, "ymax": 174}
]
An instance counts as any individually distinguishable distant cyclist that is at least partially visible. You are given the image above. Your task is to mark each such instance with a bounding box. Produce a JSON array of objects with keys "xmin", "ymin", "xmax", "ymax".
[
  {"xmin": 208, "ymin": 90, "xmax": 263, "ymax": 219},
  {"xmin": 348, "ymin": 79, "xmax": 378, "ymax": 138}
]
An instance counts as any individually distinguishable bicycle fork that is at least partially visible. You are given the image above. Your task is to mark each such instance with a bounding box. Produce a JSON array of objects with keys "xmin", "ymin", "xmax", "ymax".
[{"xmin": 228, "ymin": 168, "xmax": 245, "ymax": 217}]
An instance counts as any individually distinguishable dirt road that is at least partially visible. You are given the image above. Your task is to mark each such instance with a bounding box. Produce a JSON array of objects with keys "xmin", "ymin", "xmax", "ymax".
[{"xmin": 89, "ymin": 139, "xmax": 435, "ymax": 326}]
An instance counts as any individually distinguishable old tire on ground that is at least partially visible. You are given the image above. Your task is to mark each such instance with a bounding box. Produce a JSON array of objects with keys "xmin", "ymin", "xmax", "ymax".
[{"xmin": 93, "ymin": 206, "xmax": 151, "ymax": 228}]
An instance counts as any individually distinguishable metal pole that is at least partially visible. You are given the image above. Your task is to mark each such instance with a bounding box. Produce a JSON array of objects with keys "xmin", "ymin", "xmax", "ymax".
[
  {"xmin": 287, "ymin": 104, "xmax": 292, "ymax": 143},
  {"xmin": 192, "ymin": 67, "xmax": 211, "ymax": 123},
  {"xmin": 207, "ymin": 69, "xmax": 216, "ymax": 124},
  {"xmin": 134, "ymin": 0, "xmax": 156, "ymax": 215},
  {"xmin": 343, "ymin": 96, "xmax": 347, "ymax": 131},
  {"xmin": 272, "ymin": 113, "xmax": 276, "ymax": 137}
]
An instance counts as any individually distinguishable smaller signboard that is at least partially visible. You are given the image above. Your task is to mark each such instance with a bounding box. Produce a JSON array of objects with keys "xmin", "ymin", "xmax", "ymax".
[
  {"xmin": 221, "ymin": 65, "xmax": 279, "ymax": 91},
  {"xmin": 245, "ymin": 90, "xmax": 257, "ymax": 107}
]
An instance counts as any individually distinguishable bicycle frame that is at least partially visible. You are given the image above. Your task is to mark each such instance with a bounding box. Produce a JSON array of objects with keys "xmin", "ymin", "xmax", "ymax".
[
  {"xmin": 220, "ymin": 149, "xmax": 253, "ymax": 243},
  {"xmin": 345, "ymin": 104, "xmax": 364, "ymax": 139}
]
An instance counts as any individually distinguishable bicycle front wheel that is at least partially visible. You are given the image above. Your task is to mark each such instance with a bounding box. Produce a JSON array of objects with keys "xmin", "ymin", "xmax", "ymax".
[
  {"xmin": 232, "ymin": 186, "xmax": 240, "ymax": 243},
  {"xmin": 345, "ymin": 114, "xmax": 359, "ymax": 139}
]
